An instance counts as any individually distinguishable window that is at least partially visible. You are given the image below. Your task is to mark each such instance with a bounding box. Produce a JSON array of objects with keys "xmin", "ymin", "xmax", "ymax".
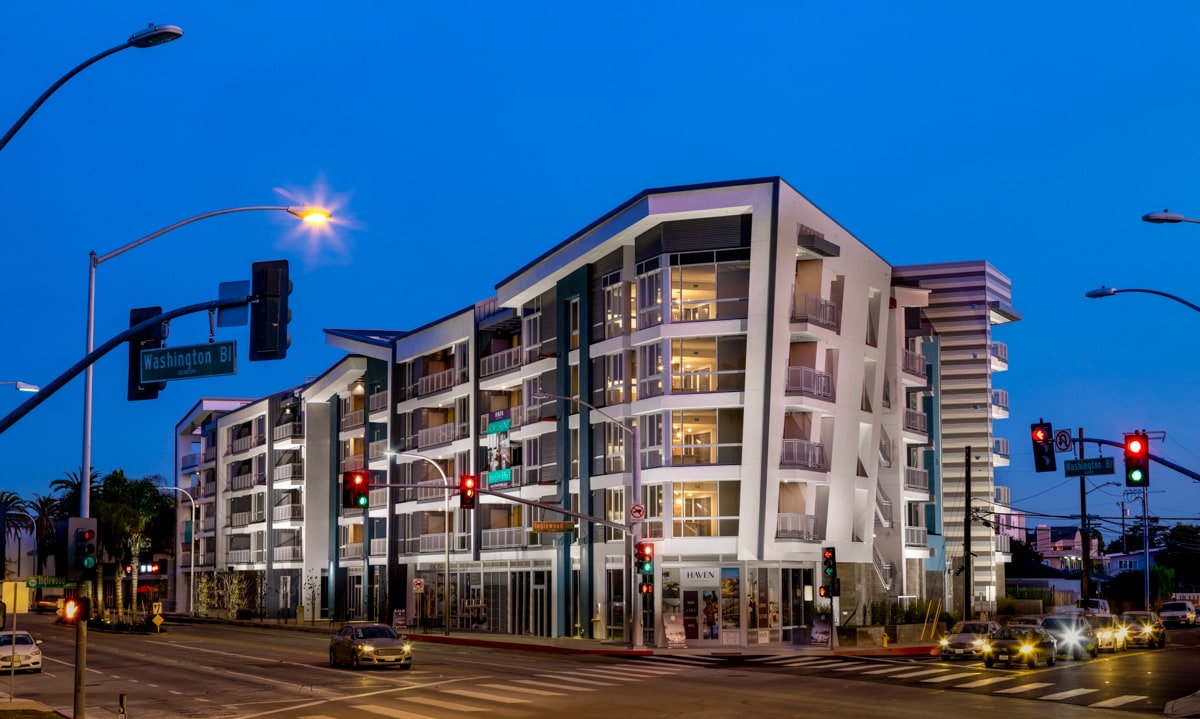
[
  {"xmin": 669, "ymin": 409, "xmax": 744, "ymax": 466},
  {"xmin": 670, "ymin": 336, "xmax": 746, "ymax": 393},
  {"xmin": 640, "ymin": 413, "xmax": 664, "ymax": 469},
  {"xmin": 602, "ymin": 272, "xmax": 628, "ymax": 339},
  {"xmin": 568, "ymin": 298, "xmax": 580, "ymax": 350},
  {"xmin": 605, "ymin": 487, "xmax": 625, "ymax": 542},
  {"xmin": 602, "ymin": 353, "xmax": 626, "ymax": 405},
  {"xmin": 642, "ymin": 485, "xmax": 663, "ymax": 539},
  {"xmin": 668, "ymin": 253, "xmax": 750, "ymax": 322},
  {"xmin": 636, "ymin": 259, "xmax": 663, "ymax": 328},
  {"xmin": 673, "ymin": 480, "xmax": 740, "ymax": 537},
  {"xmin": 523, "ymin": 302, "xmax": 541, "ymax": 364},
  {"xmin": 637, "ymin": 342, "xmax": 664, "ymax": 398}
]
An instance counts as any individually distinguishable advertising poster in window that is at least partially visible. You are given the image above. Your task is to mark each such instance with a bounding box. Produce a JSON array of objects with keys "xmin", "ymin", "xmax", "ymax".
[
  {"xmin": 720, "ymin": 567, "xmax": 740, "ymax": 632},
  {"xmin": 485, "ymin": 409, "xmax": 512, "ymax": 487}
]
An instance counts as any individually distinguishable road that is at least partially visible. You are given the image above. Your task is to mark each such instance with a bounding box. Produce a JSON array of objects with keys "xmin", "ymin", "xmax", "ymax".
[{"xmin": 2, "ymin": 613, "xmax": 1197, "ymax": 718}]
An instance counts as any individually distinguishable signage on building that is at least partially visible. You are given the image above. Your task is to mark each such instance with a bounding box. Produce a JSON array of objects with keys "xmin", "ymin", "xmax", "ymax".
[
  {"xmin": 140, "ymin": 341, "xmax": 237, "ymax": 382},
  {"xmin": 681, "ymin": 567, "xmax": 719, "ymax": 587}
]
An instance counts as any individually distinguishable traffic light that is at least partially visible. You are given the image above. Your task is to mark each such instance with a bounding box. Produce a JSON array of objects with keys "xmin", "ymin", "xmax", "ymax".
[
  {"xmin": 127, "ymin": 306, "xmax": 166, "ymax": 401},
  {"xmin": 821, "ymin": 546, "xmax": 839, "ymax": 597},
  {"xmin": 63, "ymin": 597, "xmax": 83, "ymax": 623},
  {"xmin": 341, "ymin": 470, "xmax": 369, "ymax": 508},
  {"xmin": 459, "ymin": 474, "xmax": 478, "ymax": 509},
  {"xmin": 1031, "ymin": 421, "xmax": 1056, "ymax": 473},
  {"xmin": 639, "ymin": 581, "xmax": 654, "ymax": 594},
  {"xmin": 66, "ymin": 517, "xmax": 98, "ymax": 582},
  {"xmin": 818, "ymin": 584, "xmax": 830, "ymax": 599},
  {"xmin": 249, "ymin": 259, "xmax": 291, "ymax": 361},
  {"xmin": 1125, "ymin": 431, "xmax": 1150, "ymax": 487},
  {"xmin": 635, "ymin": 541, "xmax": 654, "ymax": 574}
]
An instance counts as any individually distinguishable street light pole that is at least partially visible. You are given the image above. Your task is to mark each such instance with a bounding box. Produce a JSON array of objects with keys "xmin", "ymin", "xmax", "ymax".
[
  {"xmin": 394, "ymin": 453, "xmax": 452, "ymax": 637},
  {"xmin": 160, "ymin": 485, "xmax": 196, "ymax": 616},
  {"xmin": 1084, "ymin": 286, "xmax": 1200, "ymax": 314},
  {"xmin": 0, "ymin": 24, "xmax": 183, "ymax": 155},
  {"xmin": 0, "ymin": 381, "xmax": 39, "ymax": 393},
  {"xmin": 80, "ymin": 205, "xmax": 329, "ymax": 518},
  {"xmin": 534, "ymin": 391, "xmax": 643, "ymax": 649}
]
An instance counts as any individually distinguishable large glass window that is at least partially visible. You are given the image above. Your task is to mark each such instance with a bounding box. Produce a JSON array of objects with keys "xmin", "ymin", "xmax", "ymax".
[
  {"xmin": 604, "ymin": 487, "xmax": 625, "ymax": 542},
  {"xmin": 670, "ymin": 336, "xmax": 746, "ymax": 393},
  {"xmin": 673, "ymin": 480, "xmax": 740, "ymax": 537},
  {"xmin": 669, "ymin": 255, "xmax": 750, "ymax": 322},
  {"xmin": 637, "ymin": 342, "xmax": 664, "ymax": 398},
  {"xmin": 602, "ymin": 272, "xmax": 628, "ymax": 339},
  {"xmin": 635, "ymin": 259, "xmax": 663, "ymax": 328},
  {"xmin": 670, "ymin": 409, "xmax": 743, "ymax": 465}
]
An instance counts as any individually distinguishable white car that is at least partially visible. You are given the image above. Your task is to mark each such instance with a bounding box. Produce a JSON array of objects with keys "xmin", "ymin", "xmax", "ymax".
[
  {"xmin": 0, "ymin": 630, "xmax": 43, "ymax": 673},
  {"xmin": 1159, "ymin": 600, "xmax": 1196, "ymax": 627}
]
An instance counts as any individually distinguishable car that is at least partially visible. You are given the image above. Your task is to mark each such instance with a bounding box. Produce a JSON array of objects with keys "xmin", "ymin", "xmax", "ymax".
[
  {"xmin": 1159, "ymin": 600, "xmax": 1196, "ymax": 627},
  {"xmin": 1040, "ymin": 615, "xmax": 1099, "ymax": 659},
  {"xmin": 938, "ymin": 620, "xmax": 1000, "ymax": 660},
  {"xmin": 1086, "ymin": 613, "xmax": 1127, "ymax": 652},
  {"xmin": 0, "ymin": 630, "xmax": 43, "ymax": 673},
  {"xmin": 329, "ymin": 623, "xmax": 412, "ymax": 669},
  {"xmin": 981, "ymin": 624, "xmax": 1057, "ymax": 669},
  {"xmin": 1010, "ymin": 615, "xmax": 1047, "ymax": 626},
  {"xmin": 35, "ymin": 595, "xmax": 62, "ymax": 615},
  {"xmin": 1120, "ymin": 611, "xmax": 1166, "ymax": 648}
]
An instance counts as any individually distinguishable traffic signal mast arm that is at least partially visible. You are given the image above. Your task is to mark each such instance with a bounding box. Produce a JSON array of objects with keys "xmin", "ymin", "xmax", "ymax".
[
  {"xmin": 0, "ymin": 295, "xmax": 251, "ymax": 436},
  {"xmin": 1064, "ymin": 436, "xmax": 1200, "ymax": 483}
]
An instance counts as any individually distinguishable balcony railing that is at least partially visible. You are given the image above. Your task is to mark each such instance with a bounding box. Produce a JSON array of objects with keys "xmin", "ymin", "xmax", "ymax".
[
  {"xmin": 991, "ymin": 389, "xmax": 1009, "ymax": 411},
  {"xmin": 901, "ymin": 349, "xmax": 927, "ymax": 379},
  {"xmin": 229, "ymin": 472, "xmax": 265, "ymax": 492},
  {"xmin": 417, "ymin": 422, "xmax": 456, "ymax": 449},
  {"xmin": 775, "ymin": 513, "xmax": 817, "ymax": 541},
  {"xmin": 995, "ymin": 533, "xmax": 1012, "ymax": 554},
  {"xmin": 181, "ymin": 452, "xmax": 199, "ymax": 469},
  {"xmin": 903, "ymin": 465, "xmax": 929, "ymax": 492},
  {"xmin": 370, "ymin": 537, "xmax": 388, "ymax": 556},
  {"xmin": 990, "ymin": 341, "xmax": 1008, "ymax": 363},
  {"xmin": 876, "ymin": 485, "xmax": 892, "ymax": 527},
  {"xmin": 228, "ymin": 549, "xmax": 252, "ymax": 564},
  {"xmin": 232, "ymin": 434, "xmax": 257, "ymax": 454},
  {"xmin": 417, "ymin": 367, "xmax": 458, "ymax": 397},
  {"xmin": 780, "ymin": 438, "xmax": 828, "ymax": 471},
  {"xmin": 273, "ymin": 462, "xmax": 304, "ymax": 483},
  {"xmin": 785, "ymin": 365, "xmax": 834, "ymax": 400},
  {"xmin": 200, "ymin": 516, "xmax": 216, "ymax": 532},
  {"xmin": 202, "ymin": 446, "xmax": 216, "ymax": 463},
  {"xmin": 340, "ymin": 456, "xmax": 365, "ymax": 473},
  {"xmin": 790, "ymin": 292, "xmax": 839, "ymax": 329},
  {"xmin": 274, "ymin": 545, "xmax": 303, "ymax": 562},
  {"xmin": 231, "ymin": 511, "xmax": 252, "ymax": 528},
  {"xmin": 197, "ymin": 552, "xmax": 215, "ymax": 567},
  {"xmin": 903, "ymin": 409, "xmax": 928, "ymax": 434},
  {"xmin": 369, "ymin": 438, "xmax": 389, "ymax": 461},
  {"xmin": 272, "ymin": 503, "xmax": 303, "ymax": 521},
  {"xmin": 340, "ymin": 544, "xmax": 364, "ymax": 560},
  {"xmin": 993, "ymin": 437, "xmax": 1009, "ymax": 458},
  {"xmin": 873, "ymin": 545, "xmax": 894, "ymax": 590},
  {"xmin": 417, "ymin": 532, "xmax": 469, "ymax": 553},
  {"xmin": 480, "ymin": 406, "xmax": 525, "ymax": 435},
  {"xmin": 369, "ymin": 391, "xmax": 388, "ymax": 414},
  {"xmin": 480, "ymin": 346, "xmax": 523, "ymax": 378},
  {"xmin": 341, "ymin": 409, "xmax": 365, "ymax": 430},
  {"xmin": 904, "ymin": 526, "xmax": 928, "ymax": 547},
  {"xmin": 482, "ymin": 526, "xmax": 528, "ymax": 549},
  {"xmin": 369, "ymin": 487, "xmax": 389, "ymax": 508},
  {"xmin": 273, "ymin": 422, "xmax": 303, "ymax": 442}
]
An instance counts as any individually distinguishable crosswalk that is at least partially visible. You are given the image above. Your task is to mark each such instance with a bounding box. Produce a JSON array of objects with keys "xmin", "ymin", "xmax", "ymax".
[
  {"xmin": 294, "ymin": 658, "xmax": 695, "ymax": 718},
  {"xmin": 744, "ymin": 655, "xmax": 1149, "ymax": 709}
]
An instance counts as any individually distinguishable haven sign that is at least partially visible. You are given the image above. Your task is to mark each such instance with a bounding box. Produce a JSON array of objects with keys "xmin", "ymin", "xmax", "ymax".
[{"xmin": 141, "ymin": 341, "xmax": 237, "ymax": 383}]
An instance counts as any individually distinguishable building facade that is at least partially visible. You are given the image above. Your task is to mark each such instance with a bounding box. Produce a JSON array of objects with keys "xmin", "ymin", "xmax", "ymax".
[{"xmin": 172, "ymin": 177, "xmax": 1019, "ymax": 645}]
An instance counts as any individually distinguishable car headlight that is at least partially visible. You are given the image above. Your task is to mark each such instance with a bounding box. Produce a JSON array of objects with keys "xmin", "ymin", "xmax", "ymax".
[
  {"xmin": 1065, "ymin": 631, "xmax": 1081, "ymax": 644},
  {"xmin": 939, "ymin": 638, "xmax": 949, "ymax": 647},
  {"xmin": 1098, "ymin": 630, "xmax": 1112, "ymax": 639},
  {"xmin": 358, "ymin": 643, "xmax": 374, "ymax": 654},
  {"xmin": 980, "ymin": 642, "xmax": 991, "ymax": 653},
  {"xmin": 971, "ymin": 638, "xmax": 983, "ymax": 647},
  {"xmin": 402, "ymin": 643, "xmax": 412, "ymax": 652},
  {"xmin": 1019, "ymin": 644, "xmax": 1033, "ymax": 654}
]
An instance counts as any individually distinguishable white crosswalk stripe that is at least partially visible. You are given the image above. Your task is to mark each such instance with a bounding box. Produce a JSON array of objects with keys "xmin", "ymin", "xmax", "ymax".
[
  {"xmin": 1089, "ymin": 695, "xmax": 1148, "ymax": 708},
  {"xmin": 890, "ymin": 668, "xmax": 950, "ymax": 679},
  {"xmin": 538, "ymin": 673, "xmax": 621, "ymax": 687},
  {"xmin": 954, "ymin": 675, "xmax": 1019, "ymax": 689},
  {"xmin": 782, "ymin": 660, "xmax": 852, "ymax": 669},
  {"xmin": 921, "ymin": 672, "xmax": 981, "ymax": 683},
  {"xmin": 639, "ymin": 656, "xmax": 722, "ymax": 667},
  {"xmin": 443, "ymin": 688, "xmax": 532, "ymax": 703},
  {"xmin": 830, "ymin": 662, "xmax": 874, "ymax": 671},
  {"xmin": 581, "ymin": 668, "xmax": 646, "ymax": 681},
  {"xmin": 994, "ymin": 682, "xmax": 1054, "ymax": 694},
  {"xmin": 861, "ymin": 665, "xmax": 916, "ymax": 675},
  {"xmin": 397, "ymin": 696, "xmax": 488, "ymax": 711},
  {"xmin": 480, "ymin": 683, "xmax": 567, "ymax": 696},
  {"xmin": 516, "ymin": 678, "xmax": 595, "ymax": 692},
  {"xmin": 1038, "ymin": 688, "xmax": 1099, "ymax": 701}
]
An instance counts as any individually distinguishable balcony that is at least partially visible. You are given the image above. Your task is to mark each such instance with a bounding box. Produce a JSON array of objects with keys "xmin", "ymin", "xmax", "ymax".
[
  {"xmin": 341, "ymin": 409, "xmax": 365, "ymax": 431},
  {"xmin": 785, "ymin": 365, "xmax": 834, "ymax": 401},
  {"xmin": 780, "ymin": 438, "xmax": 828, "ymax": 471},
  {"xmin": 992, "ymin": 437, "xmax": 1010, "ymax": 467},
  {"xmin": 479, "ymin": 406, "xmax": 525, "ymax": 435},
  {"xmin": 197, "ymin": 552, "xmax": 215, "ymax": 567},
  {"xmin": 202, "ymin": 446, "xmax": 216, "ymax": 463},
  {"xmin": 418, "ymin": 532, "xmax": 469, "ymax": 553},
  {"xmin": 417, "ymin": 422, "xmax": 456, "ymax": 449},
  {"xmin": 991, "ymin": 389, "xmax": 1009, "ymax": 419},
  {"xmin": 273, "ymin": 462, "xmax": 304, "ymax": 484},
  {"xmin": 340, "ymin": 544, "xmax": 364, "ymax": 561},
  {"xmin": 369, "ymin": 537, "xmax": 387, "ymax": 556},
  {"xmin": 199, "ymin": 516, "xmax": 216, "ymax": 532},
  {"xmin": 481, "ymin": 465, "xmax": 522, "ymax": 488},
  {"xmin": 274, "ymin": 545, "xmax": 303, "ymax": 562},
  {"xmin": 272, "ymin": 503, "xmax": 303, "ymax": 522},
  {"xmin": 229, "ymin": 472, "xmax": 265, "ymax": 492},
  {"xmin": 903, "ymin": 465, "xmax": 929, "ymax": 492},
  {"xmin": 903, "ymin": 409, "xmax": 928, "ymax": 436},
  {"xmin": 340, "ymin": 456, "xmax": 365, "ymax": 473},
  {"xmin": 904, "ymin": 526, "xmax": 928, "ymax": 547},
  {"xmin": 369, "ymin": 391, "xmax": 389, "ymax": 414},
  {"xmin": 990, "ymin": 341, "xmax": 1008, "ymax": 371},
  {"xmin": 901, "ymin": 349, "xmax": 927, "ymax": 384},
  {"xmin": 369, "ymin": 438, "xmax": 389, "ymax": 461},
  {"xmin": 482, "ymin": 526, "xmax": 528, "ymax": 549},
  {"xmin": 231, "ymin": 511, "xmax": 252, "ymax": 528},
  {"xmin": 369, "ymin": 487, "xmax": 389, "ymax": 508},
  {"xmin": 232, "ymin": 434, "xmax": 261, "ymax": 454},
  {"xmin": 417, "ymin": 367, "xmax": 458, "ymax": 397},
  {"xmin": 228, "ymin": 549, "xmax": 252, "ymax": 564},
  {"xmin": 994, "ymin": 533, "xmax": 1012, "ymax": 554},
  {"xmin": 480, "ymin": 346, "xmax": 523, "ymax": 378},
  {"xmin": 775, "ymin": 513, "xmax": 818, "ymax": 541},
  {"xmin": 790, "ymin": 292, "xmax": 839, "ymax": 330},
  {"xmin": 181, "ymin": 452, "xmax": 199, "ymax": 469},
  {"xmin": 273, "ymin": 422, "xmax": 304, "ymax": 442}
]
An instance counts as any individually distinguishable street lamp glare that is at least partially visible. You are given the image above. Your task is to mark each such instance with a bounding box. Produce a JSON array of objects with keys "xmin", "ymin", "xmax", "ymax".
[
  {"xmin": 128, "ymin": 24, "xmax": 184, "ymax": 48},
  {"xmin": 1084, "ymin": 287, "xmax": 1117, "ymax": 299},
  {"xmin": 287, "ymin": 206, "xmax": 331, "ymax": 224}
]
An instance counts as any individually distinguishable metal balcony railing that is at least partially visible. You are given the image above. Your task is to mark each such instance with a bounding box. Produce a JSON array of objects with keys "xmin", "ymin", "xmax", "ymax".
[
  {"xmin": 790, "ymin": 292, "xmax": 839, "ymax": 329},
  {"xmin": 903, "ymin": 409, "xmax": 928, "ymax": 434},
  {"xmin": 418, "ymin": 423, "xmax": 456, "ymax": 449},
  {"xmin": 274, "ymin": 545, "xmax": 302, "ymax": 562},
  {"xmin": 369, "ymin": 487, "xmax": 389, "ymax": 508},
  {"xmin": 775, "ymin": 513, "xmax": 818, "ymax": 541},
  {"xmin": 904, "ymin": 526, "xmax": 928, "ymax": 547},
  {"xmin": 181, "ymin": 452, "xmax": 199, "ymax": 469},
  {"xmin": 229, "ymin": 472, "xmax": 265, "ymax": 492},
  {"xmin": 273, "ymin": 422, "xmax": 304, "ymax": 441},
  {"xmin": 370, "ymin": 538, "xmax": 388, "ymax": 556},
  {"xmin": 480, "ymin": 406, "xmax": 525, "ymax": 435},
  {"xmin": 232, "ymin": 435, "xmax": 256, "ymax": 454},
  {"xmin": 991, "ymin": 389, "xmax": 1009, "ymax": 411},
  {"xmin": 417, "ymin": 367, "xmax": 458, "ymax": 397},
  {"xmin": 481, "ymin": 527, "xmax": 528, "ymax": 549},
  {"xmin": 369, "ymin": 438, "xmax": 389, "ymax": 461},
  {"xmin": 274, "ymin": 462, "xmax": 304, "ymax": 483},
  {"xmin": 785, "ymin": 365, "xmax": 834, "ymax": 400},
  {"xmin": 873, "ymin": 545, "xmax": 894, "ymax": 590},
  {"xmin": 227, "ymin": 549, "xmax": 251, "ymax": 564},
  {"xmin": 903, "ymin": 465, "xmax": 929, "ymax": 492},
  {"xmin": 902, "ymin": 349, "xmax": 927, "ymax": 379},
  {"xmin": 272, "ymin": 504, "xmax": 303, "ymax": 521},
  {"xmin": 480, "ymin": 346, "xmax": 523, "ymax": 378},
  {"xmin": 340, "ymin": 456, "xmax": 365, "ymax": 473},
  {"xmin": 876, "ymin": 485, "xmax": 893, "ymax": 527},
  {"xmin": 780, "ymin": 438, "xmax": 828, "ymax": 471},
  {"xmin": 369, "ymin": 391, "xmax": 388, "ymax": 413},
  {"xmin": 993, "ymin": 437, "xmax": 1009, "ymax": 457},
  {"xmin": 231, "ymin": 511, "xmax": 252, "ymax": 528},
  {"xmin": 990, "ymin": 341, "xmax": 1008, "ymax": 363},
  {"xmin": 341, "ymin": 409, "xmax": 365, "ymax": 430},
  {"xmin": 202, "ymin": 446, "xmax": 216, "ymax": 462}
]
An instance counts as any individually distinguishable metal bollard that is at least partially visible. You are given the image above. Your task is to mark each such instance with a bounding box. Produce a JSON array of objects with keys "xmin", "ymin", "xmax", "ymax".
[{"xmin": 118, "ymin": 693, "xmax": 127, "ymax": 715}]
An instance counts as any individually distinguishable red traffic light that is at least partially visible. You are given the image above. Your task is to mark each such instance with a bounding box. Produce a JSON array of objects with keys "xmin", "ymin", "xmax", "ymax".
[
  {"xmin": 1032, "ymin": 427, "xmax": 1048, "ymax": 442},
  {"xmin": 818, "ymin": 585, "xmax": 830, "ymax": 598},
  {"xmin": 459, "ymin": 474, "xmax": 478, "ymax": 509},
  {"xmin": 1126, "ymin": 436, "xmax": 1145, "ymax": 455},
  {"xmin": 822, "ymin": 547, "xmax": 834, "ymax": 561}
]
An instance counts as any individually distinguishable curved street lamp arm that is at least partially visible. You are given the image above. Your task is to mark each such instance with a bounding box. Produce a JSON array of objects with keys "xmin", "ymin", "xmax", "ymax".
[
  {"xmin": 1116, "ymin": 288, "xmax": 1200, "ymax": 314},
  {"xmin": 0, "ymin": 41, "xmax": 131, "ymax": 154},
  {"xmin": 96, "ymin": 206, "xmax": 298, "ymax": 266}
]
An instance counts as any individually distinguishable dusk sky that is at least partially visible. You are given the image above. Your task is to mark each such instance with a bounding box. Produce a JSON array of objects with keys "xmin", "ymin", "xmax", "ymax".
[{"xmin": 2, "ymin": 2, "xmax": 1199, "ymax": 545}]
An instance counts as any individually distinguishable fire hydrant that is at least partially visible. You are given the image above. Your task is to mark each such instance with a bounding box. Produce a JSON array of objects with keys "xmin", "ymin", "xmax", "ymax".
[{"xmin": 882, "ymin": 633, "xmax": 890, "ymax": 649}]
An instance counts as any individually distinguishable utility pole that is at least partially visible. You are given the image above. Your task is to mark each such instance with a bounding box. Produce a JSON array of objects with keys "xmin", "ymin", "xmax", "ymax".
[
  {"xmin": 963, "ymin": 446, "xmax": 971, "ymax": 621},
  {"xmin": 1078, "ymin": 428, "xmax": 1089, "ymax": 609}
]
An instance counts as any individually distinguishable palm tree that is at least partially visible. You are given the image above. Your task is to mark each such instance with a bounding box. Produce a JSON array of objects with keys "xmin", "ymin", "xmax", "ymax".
[
  {"xmin": 50, "ymin": 469, "xmax": 99, "ymax": 518},
  {"xmin": 28, "ymin": 494, "xmax": 64, "ymax": 575},
  {"xmin": 94, "ymin": 471, "xmax": 173, "ymax": 622},
  {"xmin": 0, "ymin": 491, "xmax": 32, "ymax": 580}
]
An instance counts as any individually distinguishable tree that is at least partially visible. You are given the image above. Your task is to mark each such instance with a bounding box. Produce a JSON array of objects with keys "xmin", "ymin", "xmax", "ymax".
[
  {"xmin": 49, "ymin": 469, "xmax": 99, "ymax": 518},
  {"xmin": 1151, "ymin": 523, "xmax": 1200, "ymax": 592},
  {"xmin": 94, "ymin": 471, "xmax": 173, "ymax": 623},
  {"xmin": 0, "ymin": 491, "xmax": 32, "ymax": 580},
  {"xmin": 28, "ymin": 494, "xmax": 63, "ymax": 575}
]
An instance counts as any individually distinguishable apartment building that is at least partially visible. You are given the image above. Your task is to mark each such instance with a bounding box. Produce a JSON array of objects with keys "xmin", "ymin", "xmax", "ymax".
[{"xmin": 173, "ymin": 177, "xmax": 1018, "ymax": 646}]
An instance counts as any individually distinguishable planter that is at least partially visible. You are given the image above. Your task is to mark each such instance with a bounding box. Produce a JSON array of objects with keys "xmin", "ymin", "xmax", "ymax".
[{"xmin": 836, "ymin": 626, "xmax": 884, "ymax": 646}]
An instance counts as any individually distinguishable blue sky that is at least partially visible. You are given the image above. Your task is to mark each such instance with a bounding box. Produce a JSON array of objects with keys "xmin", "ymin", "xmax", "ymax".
[{"xmin": 2, "ymin": 2, "xmax": 1199, "ymax": 544}]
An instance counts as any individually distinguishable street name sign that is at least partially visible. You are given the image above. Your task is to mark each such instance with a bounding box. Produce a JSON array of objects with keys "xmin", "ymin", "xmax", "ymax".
[
  {"xmin": 532, "ymin": 521, "xmax": 574, "ymax": 533},
  {"xmin": 1063, "ymin": 457, "xmax": 1115, "ymax": 477},
  {"xmin": 141, "ymin": 341, "xmax": 237, "ymax": 383},
  {"xmin": 26, "ymin": 576, "xmax": 74, "ymax": 589}
]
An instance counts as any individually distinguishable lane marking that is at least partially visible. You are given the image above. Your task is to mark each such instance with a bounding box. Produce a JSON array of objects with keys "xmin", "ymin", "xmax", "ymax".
[
  {"xmin": 861, "ymin": 666, "xmax": 915, "ymax": 675},
  {"xmin": 515, "ymin": 679, "xmax": 594, "ymax": 692},
  {"xmin": 890, "ymin": 668, "xmax": 950, "ymax": 679},
  {"xmin": 351, "ymin": 705, "xmax": 438, "ymax": 718},
  {"xmin": 537, "ymin": 674, "xmax": 619, "ymax": 687},
  {"xmin": 955, "ymin": 676, "xmax": 1018, "ymax": 688},
  {"xmin": 921, "ymin": 672, "xmax": 981, "ymax": 683},
  {"xmin": 1090, "ymin": 695, "xmax": 1148, "ymax": 708},
  {"xmin": 397, "ymin": 695, "xmax": 487, "ymax": 711},
  {"xmin": 1039, "ymin": 688, "xmax": 1099, "ymax": 701},
  {"xmin": 994, "ymin": 682, "xmax": 1054, "ymax": 694},
  {"xmin": 443, "ymin": 688, "xmax": 531, "ymax": 703},
  {"xmin": 480, "ymin": 683, "xmax": 565, "ymax": 696}
]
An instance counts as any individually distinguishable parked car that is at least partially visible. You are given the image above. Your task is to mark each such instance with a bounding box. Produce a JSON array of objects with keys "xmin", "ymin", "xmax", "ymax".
[
  {"xmin": 939, "ymin": 620, "xmax": 1000, "ymax": 660},
  {"xmin": 1040, "ymin": 615, "xmax": 1099, "ymax": 659},
  {"xmin": 981, "ymin": 624, "xmax": 1057, "ymax": 669},
  {"xmin": 35, "ymin": 595, "xmax": 62, "ymax": 615},
  {"xmin": 0, "ymin": 630, "xmax": 43, "ymax": 673},
  {"xmin": 329, "ymin": 623, "xmax": 412, "ymax": 669},
  {"xmin": 1120, "ymin": 611, "xmax": 1166, "ymax": 648},
  {"xmin": 1086, "ymin": 613, "xmax": 1127, "ymax": 652},
  {"xmin": 1159, "ymin": 600, "xmax": 1196, "ymax": 627}
]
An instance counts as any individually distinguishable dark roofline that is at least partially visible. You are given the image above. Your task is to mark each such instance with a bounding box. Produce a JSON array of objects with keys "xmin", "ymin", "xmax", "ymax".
[{"xmin": 324, "ymin": 328, "xmax": 410, "ymax": 348}]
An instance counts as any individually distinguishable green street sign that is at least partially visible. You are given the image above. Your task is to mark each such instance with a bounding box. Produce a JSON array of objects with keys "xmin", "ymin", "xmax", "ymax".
[
  {"xmin": 141, "ymin": 341, "xmax": 237, "ymax": 383},
  {"xmin": 1063, "ymin": 457, "xmax": 1114, "ymax": 477},
  {"xmin": 26, "ymin": 576, "xmax": 74, "ymax": 589}
]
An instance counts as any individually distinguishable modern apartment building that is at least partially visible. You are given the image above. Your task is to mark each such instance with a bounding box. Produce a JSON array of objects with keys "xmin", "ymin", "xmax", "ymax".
[{"xmin": 172, "ymin": 177, "xmax": 1018, "ymax": 646}]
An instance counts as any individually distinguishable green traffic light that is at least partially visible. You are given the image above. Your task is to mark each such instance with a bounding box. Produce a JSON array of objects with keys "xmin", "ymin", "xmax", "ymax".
[
  {"xmin": 82, "ymin": 556, "xmax": 96, "ymax": 569},
  {"xmin": 1129, "ymin": 469, "xmax": 1143, "ymax": 483},
  {"xmin": 357, "ymin": 495, "xmax": 368, "ymax": 507}
]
